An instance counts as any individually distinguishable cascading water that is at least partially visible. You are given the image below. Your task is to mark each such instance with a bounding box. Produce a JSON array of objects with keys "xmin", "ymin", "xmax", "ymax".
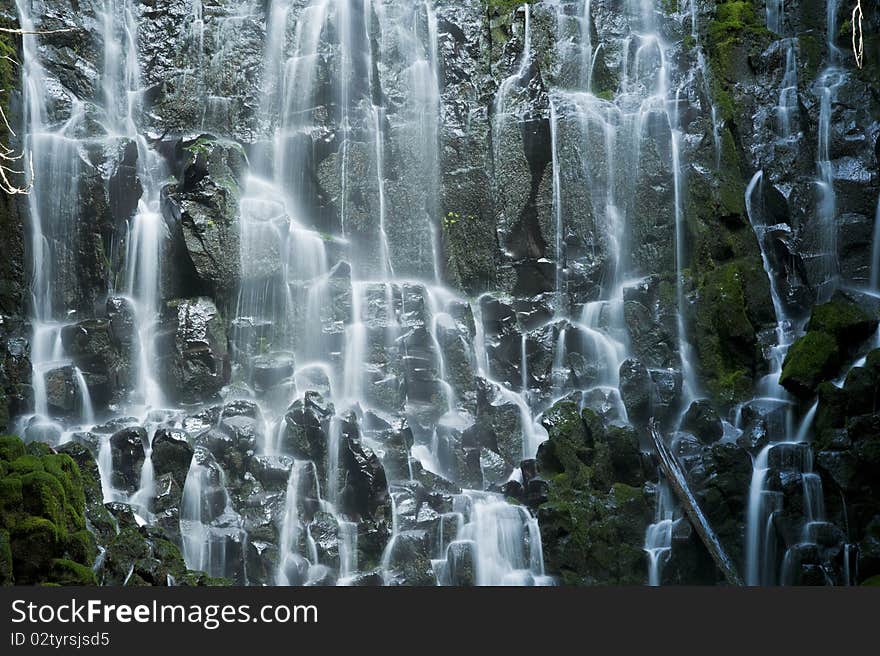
[
  {"xmin": 743, "ymin": 169, "xmax": 833, "ymax": 585},
  {"xmin": 10, "ymin": 0, "xmax": 873, "ymax": 590}
]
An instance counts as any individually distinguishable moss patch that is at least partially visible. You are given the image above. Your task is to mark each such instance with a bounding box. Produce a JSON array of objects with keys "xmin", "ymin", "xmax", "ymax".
[
  {"xmin": 780, "ymin": 331, "xmax": 841, "ymax": 398},
  {"xmin": 536, "ymin": 401, "xmax": 649, "ymax": 585},
  {"xmin": 0, "ymin": 436, "xmax": 95, "ymax": 584}
]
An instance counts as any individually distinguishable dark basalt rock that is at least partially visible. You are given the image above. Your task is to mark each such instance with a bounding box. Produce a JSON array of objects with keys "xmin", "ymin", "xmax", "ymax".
[
  {"xmin": 341, "ymin": 436, "xmax": 390, "ymax": 523},
  {"xmin": 151, "ymin": 427, "xmax": 194, "ymax": 490},
  {"xmin": 158, "ymin": 297, "xmax": 229, "ymax": 404},
  {"xmin": 247, "ymin": 454, "xmax": 294, "ymax": 491},
  {"xmin": 195, "ymin": 415, "xmax": 259, "ymax": 481},
  {"xmin": 110, "ymin": 426, "xmax": 147, "ymax": 494},
  {"xmin": 535, "ymin": 400, "xmax": 650, "ymax": 584},
  {"xmin": 282, "ymin": 392, "xmax": 335, "ymax": 482},
  {"xmin": 618, "ymin": 358, "xmax": 652, "ymax": 425},
  {"xmin": 43, "ymin": 365, "xmax": 79, "ymax": 418},
  {"xmin": 780, "ymin": 331, "xmax": 842, "ymax": 398},
  {"xmin": 162, "ymin": 137, "xmax": 245, "ymax": 303},
  {"xmin": 682, "ymin": 400, "xmax": 724, "ymax": 445}
]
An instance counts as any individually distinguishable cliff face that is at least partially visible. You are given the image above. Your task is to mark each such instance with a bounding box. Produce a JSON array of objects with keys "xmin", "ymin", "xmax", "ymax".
[
  {"xmin": 0, "ymin": 0, "xmax": 29, "ymax": 436},
  {"xmin": 0, "ymin": 1, "xmax": 878, "ymax": 586}
]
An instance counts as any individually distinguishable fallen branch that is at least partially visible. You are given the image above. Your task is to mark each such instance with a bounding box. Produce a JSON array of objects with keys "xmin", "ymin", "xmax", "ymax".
[{"xmin": 648, "ymin": 419, "xmax": 745, "ymax": 586}]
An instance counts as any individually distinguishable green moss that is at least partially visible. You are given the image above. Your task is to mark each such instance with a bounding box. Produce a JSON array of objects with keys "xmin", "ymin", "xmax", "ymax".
[
  {"xmin": 539, "ymin": 473, "xmax": 649, "ymax": 585},
  {"xmin": 703, "ymin": 1, "xmax": 772, "ymax": 122},
  {"xmin": 65, "ymin": 529, "xmax": 97, "ymax": 566},
  {"xmin": 798, "ymin": 33, "xmax": 823, "ymax": 84},
  {"xmin": 0, "ymin": 435, "xmax": 25, "ymax": 462},
  {"xmin": 0, "ymin": 528, "xmax": 11, "ymax": 585},
  {"xmin": 807, "ymin": 293, "xmax": 878, "ymax": 344},
  {"xmin": 49, "ymin": 559, "xmax": 96, "ymax": 586},
  {"xmin": 537, "ymin": 400, "xmax": 591, "ymax": 480},
  {"xmin": 8, "ymin": 454, "xmax": 44, "ymax": 474},
  {"xmin": 692, "ymin": 259, "xmax": 764, "ymax": 406},
  {"xmin": 21, "ymin": 470, "xmax": 67, "ymax": 531},
  {"xmin": 0, "ymin": 436, "xmax": 97, "ymax": 584},
  {"xmin": 537, "ymin": 402, "xmax": 650, "ymax": 585},
  {"xmin": 780, "ymin": 331, "xmax": 841, "ymax": 398},
  {"xmin": 488, "ymin": 0, "xmax": 537, "ymax": 17},
  {"xmin": 9, "ymin": 517, "xmax": 60, "ymax": 581},
  {"xmin": 26, "ymin": 441, "xmax": 54, "ymax": 457}
]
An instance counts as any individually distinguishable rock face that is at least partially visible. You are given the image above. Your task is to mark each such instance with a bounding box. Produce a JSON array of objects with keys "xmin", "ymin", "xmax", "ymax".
[
  {"xmin": 158, "ymin": 298, "xmax": 229, "ymax": 404},
  {"xmin": 813, "ymin": 349, "xmax": 880, "ymax": 582},
  {"xmin": 536, "ymin": 401, "xmax": 649, "ymax": 585},
  {"xmin": 2, "ymin": 0, "xmax": 880, "ymax": 588},
  {"xmin": 163, "ymin": 137, "xmax": 245, "ymax": 305}
]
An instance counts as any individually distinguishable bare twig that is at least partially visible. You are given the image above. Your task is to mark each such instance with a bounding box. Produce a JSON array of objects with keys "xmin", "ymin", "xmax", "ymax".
[
  {"xmin": 853, "ymin": 0, "xmax": 864, "ymax": 69},
  {"xmin": 0, "ymin": 27, "xmax": 78, "ymax": 35}
]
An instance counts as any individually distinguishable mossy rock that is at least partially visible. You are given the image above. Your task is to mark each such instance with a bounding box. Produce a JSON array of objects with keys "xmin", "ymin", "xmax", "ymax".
[
  {"xmin": 537, "ymin": 400, "xmax": 591, "ymax": 478},
  {"xmin": 537, "ymin": 406, "xmax": 652, "ymax": 585},
  {"xmin": 9, "ymin": 517, "xmax": 60, "ymax": 582},
  {"xmin": 814, "ymin": 381, "xmax": 848, "ymax": 448},
  {"xmin": 65, "ymin": 529, "xmax": 98, "ymax": 566},
  {"xmin": 0, "ymin": 435, "xmax": 97, "ymax": 584},
  {"xmin": 692, "ymin": 259, "xmax": 766, "ymax": 406},
  {"xmin": 0, "ymin": 435, "xmax": 25, "ymax": 462},
  {"xmin": 538, "ymin": 475, "xmax": 649, "ymax": 585},
  {"xmin": 0, "ymin": 528, "xmax": 12, "ymax": 585},
  {"xmin": 780, "ymin": 331, "xmax": 841, "ymax": 398},
  {"xmin": 49, "ymin": 559, "xmax": 97, "ymax": 586},
  {"xmin": 807, "ymin": 292, "xmax": 879, "ymax": 346}
]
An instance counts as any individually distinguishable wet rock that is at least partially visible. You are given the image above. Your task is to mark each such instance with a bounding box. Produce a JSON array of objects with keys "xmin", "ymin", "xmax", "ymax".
[
  {"xmin": 106, "ymin": 296, "xmax": 136, "ymax": 347},
  {"xmin": 536, "ymin": 400, "xmax": 590, "ymax": 476},
  {"xmin": 682, "ymin": 400, "xmax": 723, "ymax": 445},
  {"xmin": 110, "ymin": 427, "xmax": 147, "ymax": 493},
  {"xmin": 442, "ymin": 540, "xmax": 476, "ymax": 586},
  {"xmin": 383, "ymin": 529, "xmax": 434, "ymax": 586},
  {"xmin": 151, "ymin": 427, "xmax": 194, "ymax": 490},
  {"xmin": 346, "ymin": 571, "xmax": 385, "ymax": 587},
  {"xmin": 195, "ymin": 415, "xmax": 259, "ymax": 480},
  {"xmin": 43, "ymin": 365, "xmax": 79, "ymax": 418},
  {"xmin": 501, "ymin": 479, "xmax": 524, "ymax": 501},
  {"xmin": 618, "ymin": 358, "xmax": 652, "ymax": 425},
  {"xmin": 282, "ymin": 392, "xmax": 334, "ymax": 479},
  {"xmin": 251, "ymin": 353, "xmax": 295, "ymax": 392},
  {"xmin": 780, "ymin": 331, "xmax": 841, "ymax": 398},
  {"xmin": 524, "ymin": 477, "xmax": 549, "ymax": 507},
  {"xmin": 159, "ymin": 297, "xmax": 229, "ymax": 404},
  {"xmin": 341, "ymin": 437, "xmax": 390, "ymax": 523},
  {"xmin": 247, "ymin": 455, "xmax": 294, "ymax": 491},
  {"xmin": 807, "ymin": 291, "xmax": 879, "ymax": 347},
  {"xmin": 162, "ymin": 137, "xmax": 244, "ymax": 302},
  {"xmin": 480, "ymin": 448, "xmax": 508, "ymax": 487}
]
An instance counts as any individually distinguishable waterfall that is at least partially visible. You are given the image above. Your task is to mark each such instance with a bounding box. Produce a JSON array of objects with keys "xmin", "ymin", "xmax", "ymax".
[
  {"xmin": 776, "ymin": 39, "xmax": 799, "ymax": 140},
  {"xmin": 645, "ymin": 483, "xmax": 674, "ymax": 586},
  {"xmin": 743, "ymin": 171, "xmax": 829, "ymax": 585},
  {"xmin": 11, "ymin": 0, "xmax": 868, "ymax": 590},
  {"xmin": 549, "ymin": 98, "xmax": 566, "ymax": 314}
]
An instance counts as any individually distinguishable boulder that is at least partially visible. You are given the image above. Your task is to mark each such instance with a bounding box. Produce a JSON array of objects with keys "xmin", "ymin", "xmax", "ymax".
[
  {"xmin": 682, "ymin": 400, "xmax": 724, "ymax": 445},
  {"xmin": 159, "ymin": 297, "xmax": 229, "ymax": 404},
  {"xmin": 110, "ymin": 427, "xmax": 147, "ymax": 493},
  {"xmin": 151, "ymin": 428, "xmax": 194, "ymax": 490}
]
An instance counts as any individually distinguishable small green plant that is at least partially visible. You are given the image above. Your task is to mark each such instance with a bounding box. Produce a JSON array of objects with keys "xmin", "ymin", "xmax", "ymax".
[{"xmin": 443, "ymin": 211, "xmax": 478, "ymax": 230}]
